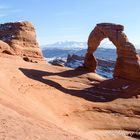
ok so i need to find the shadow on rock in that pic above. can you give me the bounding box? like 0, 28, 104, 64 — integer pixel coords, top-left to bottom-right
19, 68, 140, 102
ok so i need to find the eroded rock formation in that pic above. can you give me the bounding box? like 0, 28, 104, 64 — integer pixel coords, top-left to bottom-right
0, 40, 13, 55
0, 21, 43, 59
84, 23, 140, 81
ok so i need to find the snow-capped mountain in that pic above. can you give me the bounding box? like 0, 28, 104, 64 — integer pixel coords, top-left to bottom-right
41, 41, 117, 61
42, 41, 87, 50
42, 41, 87, 59
41, 41, 140, 61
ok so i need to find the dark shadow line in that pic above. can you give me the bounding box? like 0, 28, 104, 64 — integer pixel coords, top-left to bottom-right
19, 68, 140, 102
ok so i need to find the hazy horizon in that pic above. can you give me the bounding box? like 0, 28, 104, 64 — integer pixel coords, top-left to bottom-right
41, 39, 140, 49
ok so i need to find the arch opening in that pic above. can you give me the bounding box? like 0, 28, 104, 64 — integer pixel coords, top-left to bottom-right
94, 38, 116, 78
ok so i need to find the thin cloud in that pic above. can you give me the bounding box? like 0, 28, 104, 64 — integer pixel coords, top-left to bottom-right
0, 5, 11, 12
0, 5, 9, 10
0, 4, 22, 14
0, 14, 6, 17
0, 5, 8, 18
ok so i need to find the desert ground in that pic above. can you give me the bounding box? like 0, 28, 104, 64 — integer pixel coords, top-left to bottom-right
0, 53, 140, 140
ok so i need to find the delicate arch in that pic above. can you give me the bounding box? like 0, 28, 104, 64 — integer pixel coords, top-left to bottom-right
84, 23, 140, 81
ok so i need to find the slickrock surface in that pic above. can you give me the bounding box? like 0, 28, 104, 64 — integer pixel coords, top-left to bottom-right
0, 53, 139, 140
0, 21, 43, 60
84, 23, 140, 81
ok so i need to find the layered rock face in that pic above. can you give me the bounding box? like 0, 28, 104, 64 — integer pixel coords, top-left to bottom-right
0, 21, 43, 59
84, 23, 140, 81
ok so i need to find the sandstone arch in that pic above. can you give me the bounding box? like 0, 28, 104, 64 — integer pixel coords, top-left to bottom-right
84, 23, 140, 81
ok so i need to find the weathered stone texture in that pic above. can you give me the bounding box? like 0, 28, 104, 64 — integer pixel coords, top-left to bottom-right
0, 21, 43, 59
84, 23, 140, 81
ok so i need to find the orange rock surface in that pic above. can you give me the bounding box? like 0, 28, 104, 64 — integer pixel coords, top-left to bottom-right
0, 21, 43, 59
0, 40, 14, 54
0, 53, 139, 140
84, 23, 140, 81
0, 21, 140, 140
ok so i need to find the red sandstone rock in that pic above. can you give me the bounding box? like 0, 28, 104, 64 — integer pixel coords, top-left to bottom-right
84, 23, 140, 81
0, 21, 43, 59
0, 40, 14, 55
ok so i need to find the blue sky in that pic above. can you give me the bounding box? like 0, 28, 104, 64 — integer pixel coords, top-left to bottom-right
0, 0, 140, 47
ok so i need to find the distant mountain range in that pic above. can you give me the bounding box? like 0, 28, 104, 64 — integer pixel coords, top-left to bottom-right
41, 41, 140, 78
41, 41, 87, 50
41, 41, 140, 61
